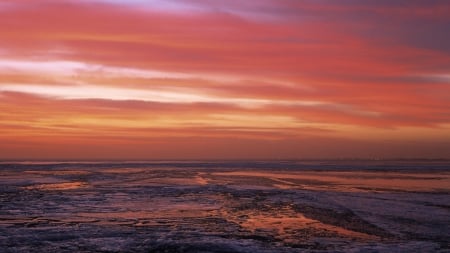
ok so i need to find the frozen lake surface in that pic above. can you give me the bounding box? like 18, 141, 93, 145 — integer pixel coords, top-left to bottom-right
0, 160, 449, 252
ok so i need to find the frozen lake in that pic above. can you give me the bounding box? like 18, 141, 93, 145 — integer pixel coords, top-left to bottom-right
0, 160, 449, 252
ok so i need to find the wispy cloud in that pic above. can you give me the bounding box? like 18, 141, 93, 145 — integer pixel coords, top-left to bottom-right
0, 0, 449, 159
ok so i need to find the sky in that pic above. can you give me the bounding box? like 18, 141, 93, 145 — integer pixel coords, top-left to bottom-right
0, 0, 449, 160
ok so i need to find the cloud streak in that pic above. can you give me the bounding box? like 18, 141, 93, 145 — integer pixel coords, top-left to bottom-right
0, 0, 449, 159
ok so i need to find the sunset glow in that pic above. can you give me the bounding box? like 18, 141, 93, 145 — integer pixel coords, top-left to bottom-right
1, 0, 449, 159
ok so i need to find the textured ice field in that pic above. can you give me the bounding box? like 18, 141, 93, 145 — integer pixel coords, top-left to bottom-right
0, 161, 449, 252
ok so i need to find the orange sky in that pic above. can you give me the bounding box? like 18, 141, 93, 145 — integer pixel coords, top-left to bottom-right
1, 0, 449, 159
